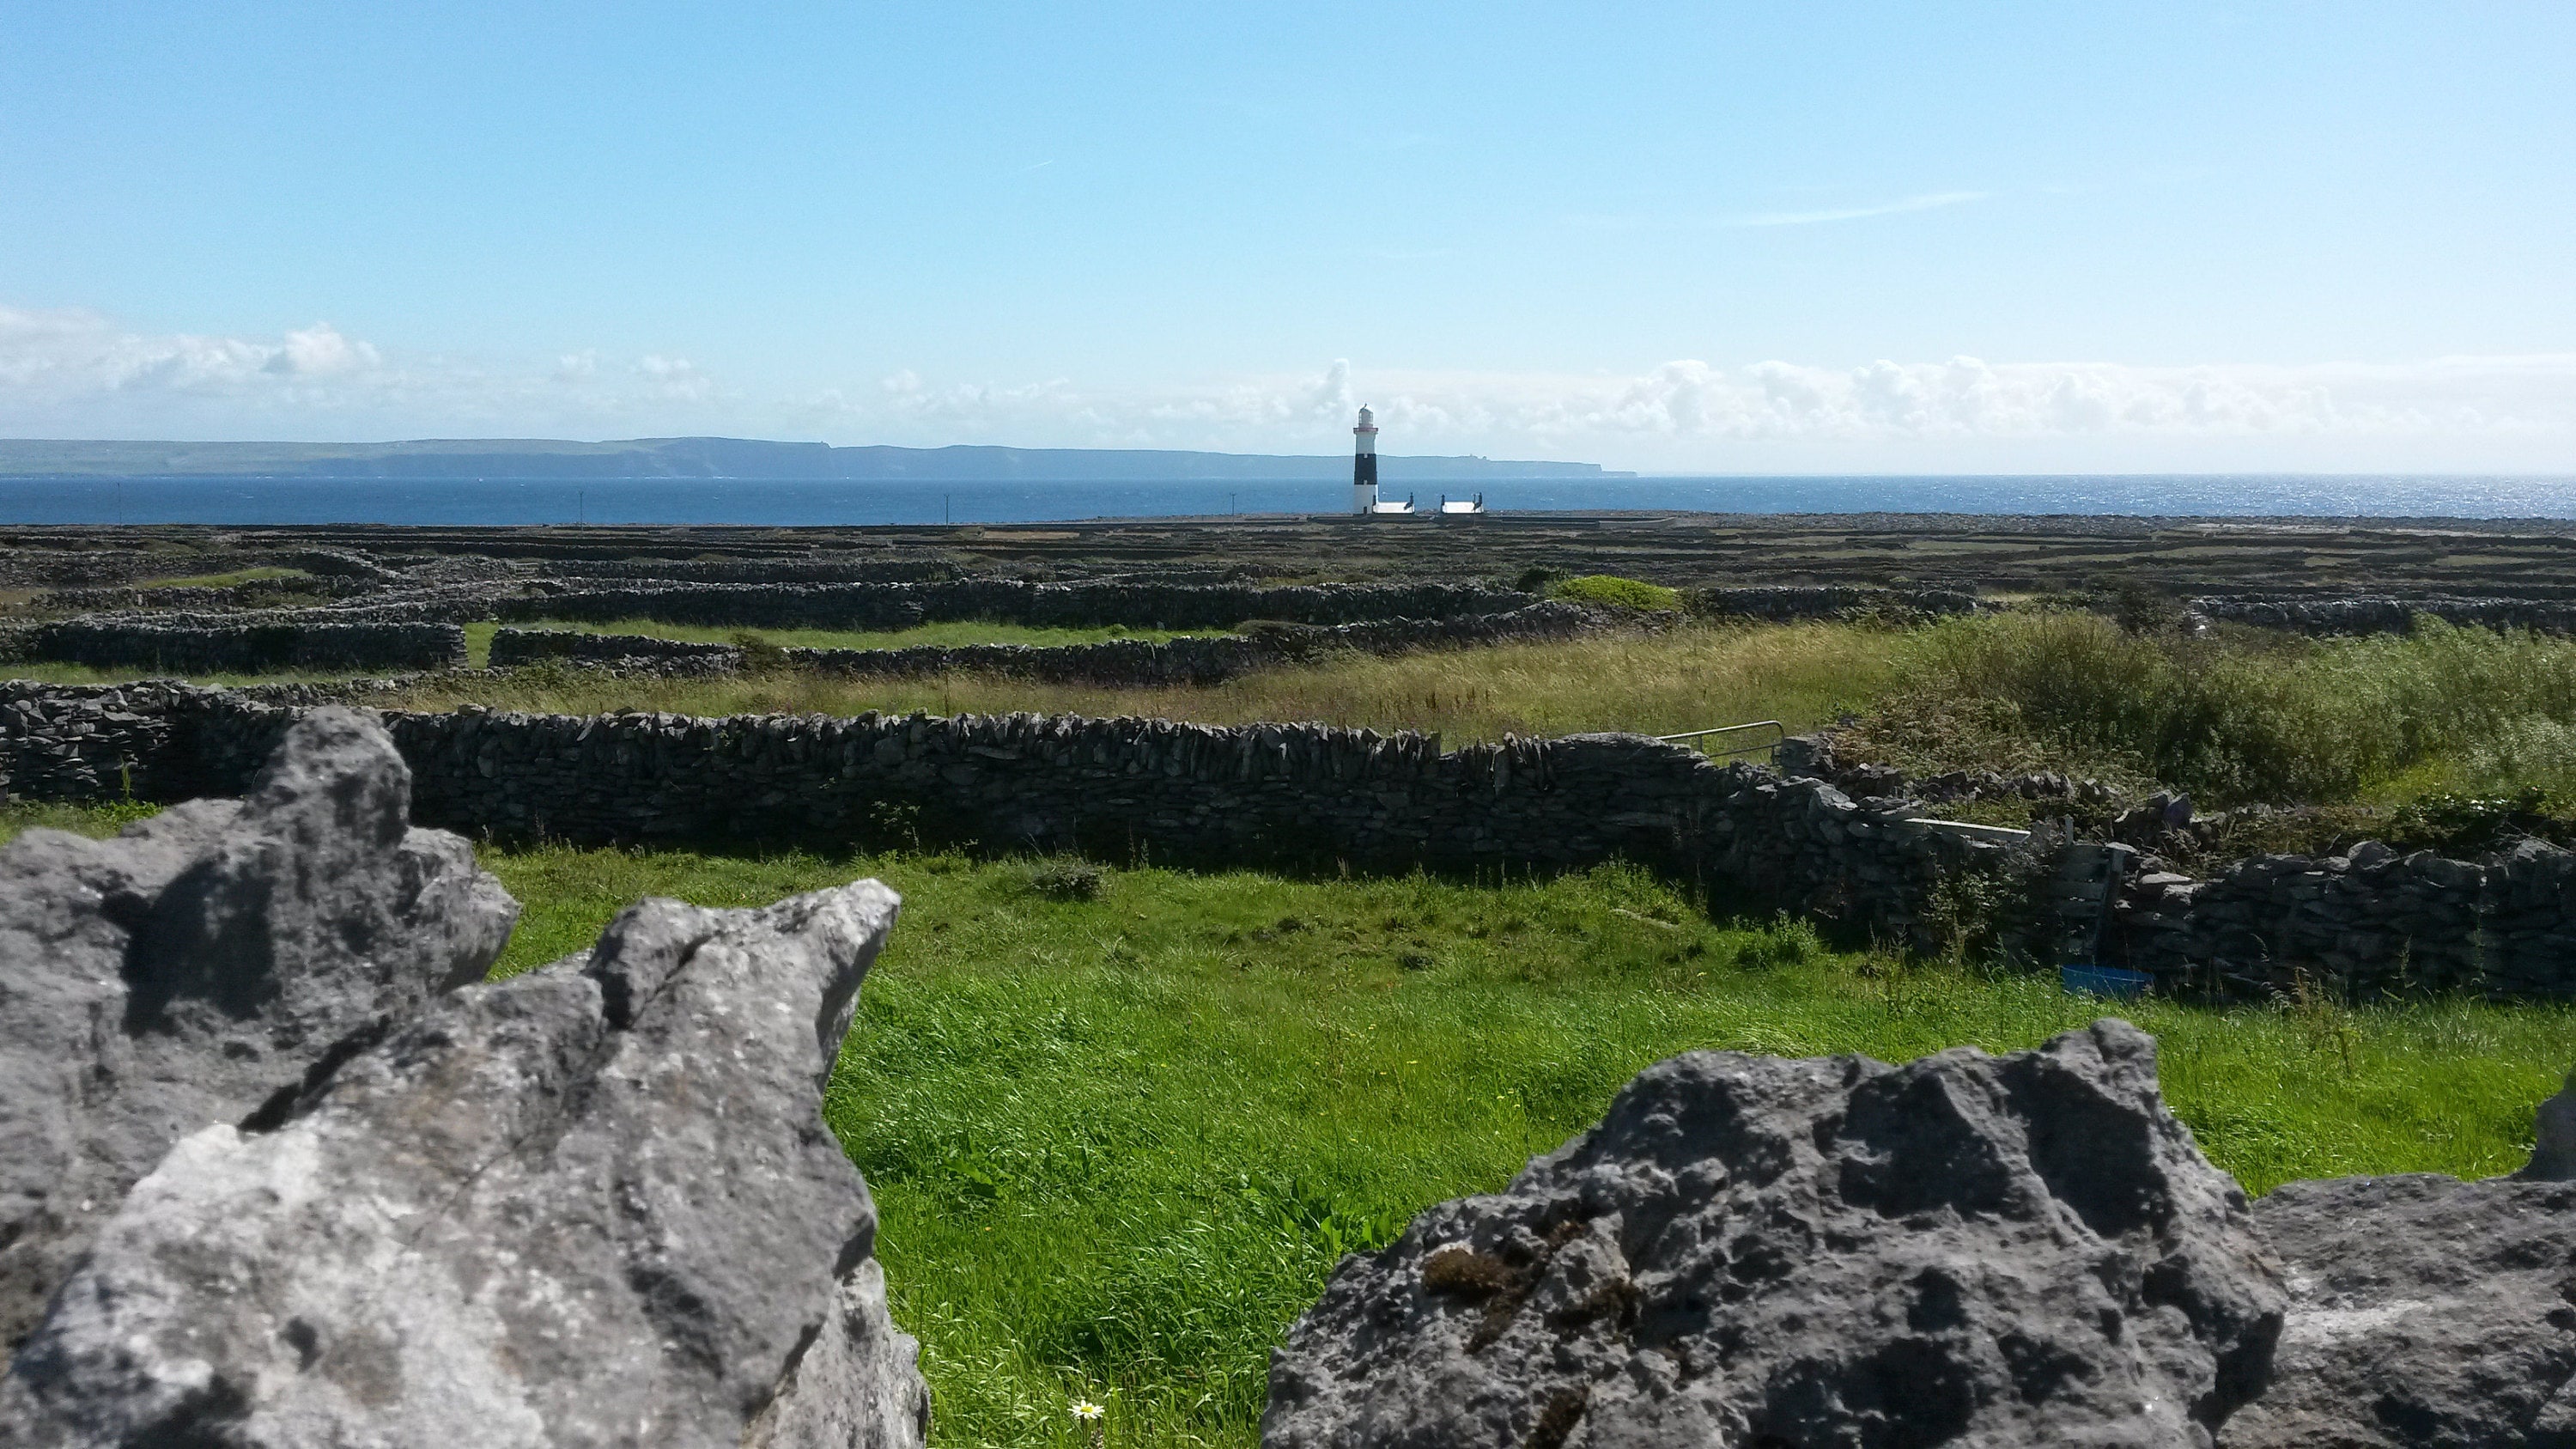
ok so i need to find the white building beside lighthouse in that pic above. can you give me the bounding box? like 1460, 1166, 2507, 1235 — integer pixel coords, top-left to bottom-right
1352, 405, 1413, 514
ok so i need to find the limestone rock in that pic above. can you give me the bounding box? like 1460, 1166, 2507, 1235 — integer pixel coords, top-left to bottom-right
2525, 1068, 2576, 1182
2226, 1173, 2576, 1447
0, 707, 518, 1349
9, 880, 927, 1449
1263, 1020, 2285, 1449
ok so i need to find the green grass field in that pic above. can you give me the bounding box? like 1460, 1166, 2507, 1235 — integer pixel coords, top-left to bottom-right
9, 801, 2564, 1448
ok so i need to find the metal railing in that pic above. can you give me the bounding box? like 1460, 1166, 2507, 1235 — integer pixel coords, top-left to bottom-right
1653, 719, 1787, 760
1908, 819, 2034, 843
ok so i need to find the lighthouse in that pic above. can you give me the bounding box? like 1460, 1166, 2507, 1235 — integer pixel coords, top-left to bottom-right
1352, 405, 1380, 513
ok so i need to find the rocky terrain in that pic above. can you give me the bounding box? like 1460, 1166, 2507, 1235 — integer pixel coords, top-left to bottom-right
0, 697, 2566, 1446
1265, 1031, 2575, 1449
12, 512, 2576, 605
0, 709, 519, 1349
0, 713, 927, 1448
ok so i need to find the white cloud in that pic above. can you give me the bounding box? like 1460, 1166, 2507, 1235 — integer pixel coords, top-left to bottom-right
266, 322, 378, 376
0, 304, 733, 438
2, 302, 2568, 470
635, 354, 714, 403
801, 354, 2576, 471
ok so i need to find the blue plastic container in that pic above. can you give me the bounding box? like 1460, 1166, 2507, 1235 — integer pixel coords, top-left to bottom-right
2060, 964, 2153, 1000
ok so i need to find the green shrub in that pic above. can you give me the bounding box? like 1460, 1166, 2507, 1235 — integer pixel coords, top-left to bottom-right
1735, 914, 1823, 969
1024, 856, 1107, 900
1869, 612, 2576, 806
2388, 788, 2576, 854
1546, 574, 1680, 612
729, 630, 792, 672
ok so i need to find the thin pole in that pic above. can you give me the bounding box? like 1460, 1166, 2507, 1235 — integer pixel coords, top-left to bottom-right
945, 493, 951, 525
578, 489, 585, 526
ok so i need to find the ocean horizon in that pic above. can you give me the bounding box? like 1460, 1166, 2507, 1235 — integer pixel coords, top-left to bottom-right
5, 472, 2573, 527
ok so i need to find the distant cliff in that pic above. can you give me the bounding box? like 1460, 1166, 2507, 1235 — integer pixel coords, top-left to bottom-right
0, 437, 1629, 481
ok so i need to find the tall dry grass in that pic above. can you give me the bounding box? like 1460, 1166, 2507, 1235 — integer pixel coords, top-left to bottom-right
388, 621, 1905, 746
1865, 612, 2576, 803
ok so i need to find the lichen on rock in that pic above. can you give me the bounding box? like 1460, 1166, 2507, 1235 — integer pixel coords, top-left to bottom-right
1263, 1020, 2287, 1449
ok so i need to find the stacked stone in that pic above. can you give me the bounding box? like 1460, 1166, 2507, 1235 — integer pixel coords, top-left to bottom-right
12, 679, 2575, 999
2116, 841, 2533, 997
275, 546, 405, 582
541, 556, 963, 584
3, 618, 465, 673
2479, 838, 2576, 998
499, 578, 1532, 632
2194, 594, 2576, 635
127, 690, 1980, 947
36, 575, 375, 612
1689, 584, 1987, 621
0, 548, 176, 588
488, 601, 1609, 688
0, 680, 181, 801
491, 630, 737, 667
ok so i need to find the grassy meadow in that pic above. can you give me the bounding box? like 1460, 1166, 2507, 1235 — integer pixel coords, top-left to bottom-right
18, 599, 2576, 815
8, 801, 2567, 1447
393, 619, 1905, 747
390, 612, 2576, 817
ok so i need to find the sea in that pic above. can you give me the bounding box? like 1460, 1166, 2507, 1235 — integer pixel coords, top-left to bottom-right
3, 473, 2573, 527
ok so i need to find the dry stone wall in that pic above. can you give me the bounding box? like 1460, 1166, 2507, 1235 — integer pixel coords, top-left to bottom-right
489, 600, 1612, 687
540, 556, 964, 584
1, 618, 465, 673
9, 680, 2574, 999
1686, 584, 1988, 621
0, 548, 185, 588
2113, 837, 2576, 1000
2192, 594, 2576, 635
0, 681, 2002, 948
499, 578, 1531, 632
36, 575, 377, 613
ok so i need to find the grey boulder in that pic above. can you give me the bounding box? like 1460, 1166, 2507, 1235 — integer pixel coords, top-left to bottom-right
2526, 1068, 2576, 1183
1263, 1020, 2285, 1449
9, 880, 927, 1449
0, 707, 519, 1350
2224, 1173, 2576, 1447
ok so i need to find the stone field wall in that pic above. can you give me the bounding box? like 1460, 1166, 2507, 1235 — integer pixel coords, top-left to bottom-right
489, 600, 1613, 686
2193, 594, 2576, 635
0, 618, 466, 673
538, 556, 965, 584
1685, 584, 1989, 620
497, 578, 1531, 632
6, 679, 2572, 1001
0, 679, 1999, 950
2112, 837, 2576, 1000
36, 575, 377, 613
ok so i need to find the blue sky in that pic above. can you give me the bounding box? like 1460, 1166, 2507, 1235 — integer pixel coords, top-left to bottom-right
2, 1, 2570, 471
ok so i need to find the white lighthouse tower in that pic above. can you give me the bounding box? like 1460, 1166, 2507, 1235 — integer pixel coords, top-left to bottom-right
1352, 405, 1380, 514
